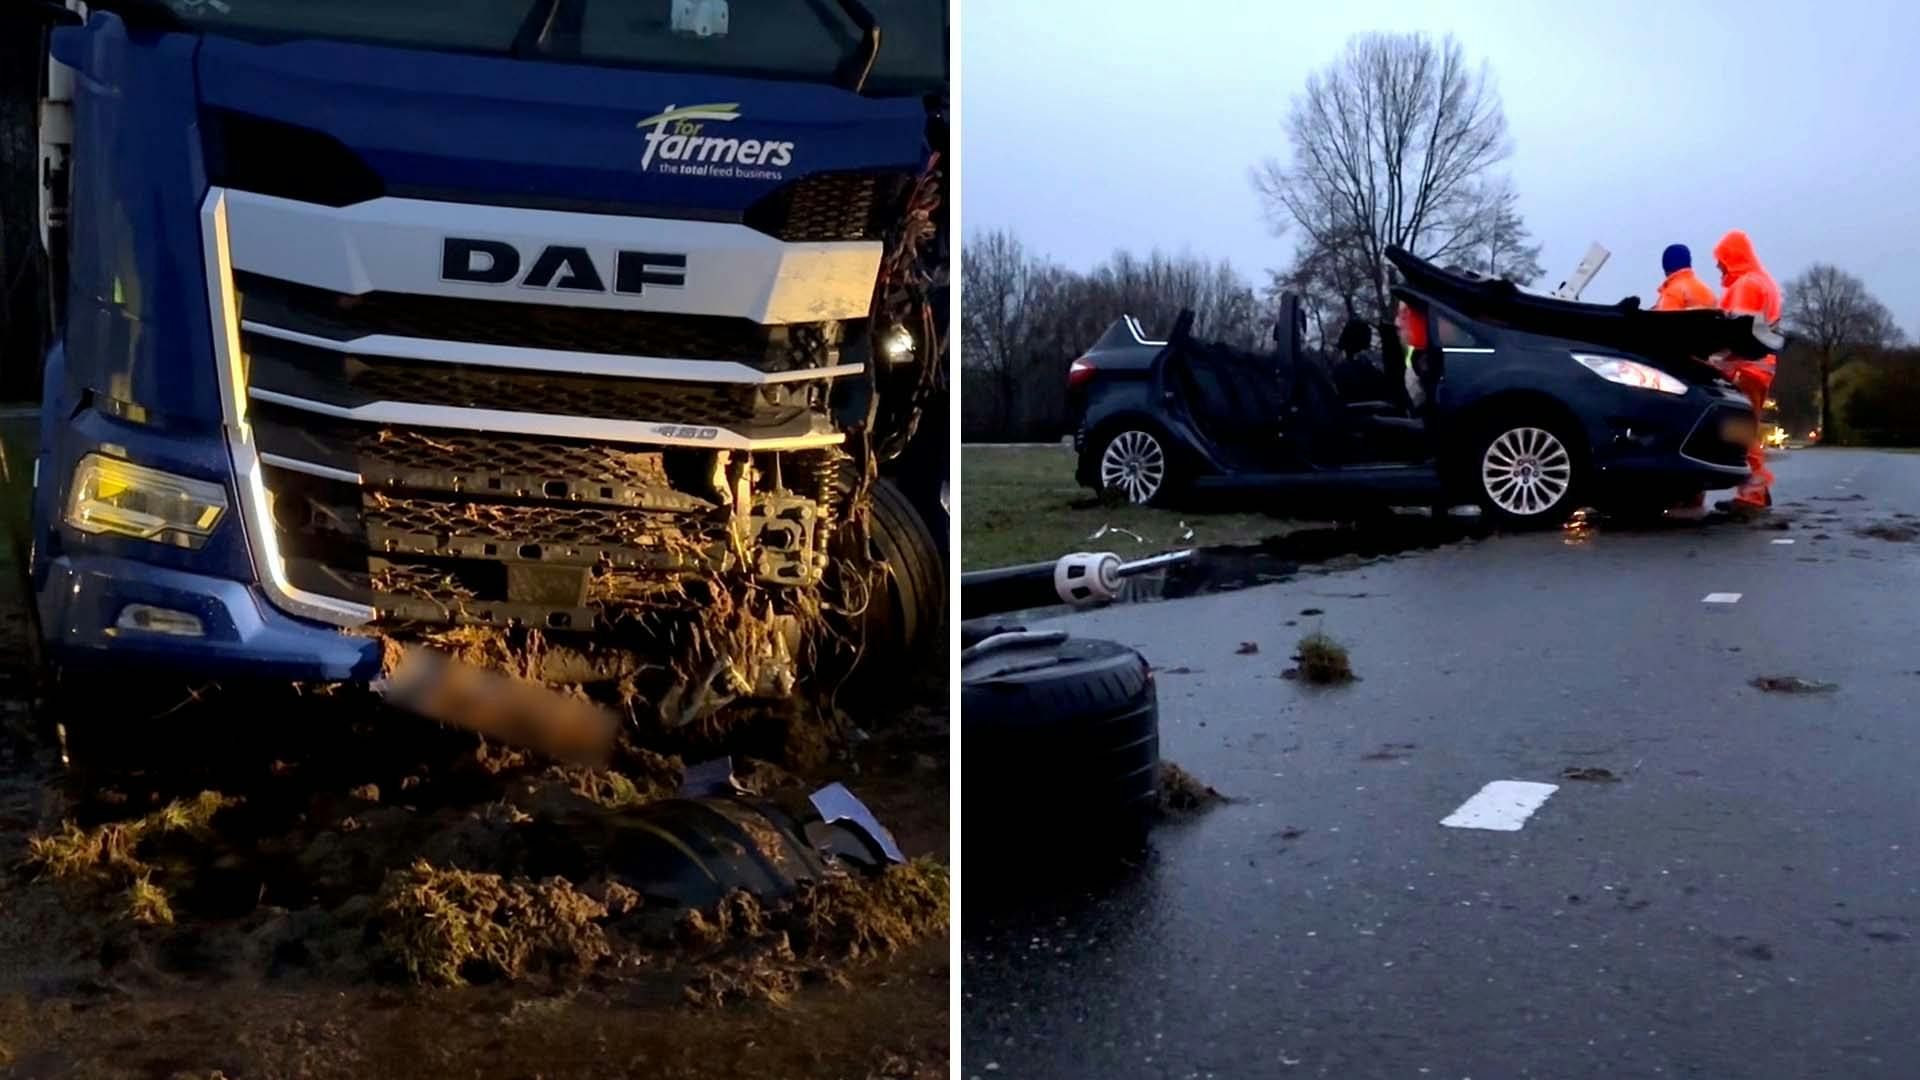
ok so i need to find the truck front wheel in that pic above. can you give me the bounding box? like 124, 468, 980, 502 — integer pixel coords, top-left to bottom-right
854, 478, 947, 693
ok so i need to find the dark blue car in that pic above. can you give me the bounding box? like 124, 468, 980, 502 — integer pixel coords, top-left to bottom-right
1069, 247, 1779, 527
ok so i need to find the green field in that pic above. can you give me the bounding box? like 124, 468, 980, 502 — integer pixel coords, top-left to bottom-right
960, 443, 1313, 570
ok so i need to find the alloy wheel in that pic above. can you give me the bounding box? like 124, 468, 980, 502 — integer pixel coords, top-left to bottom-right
1481, 426, 1572, 518
1099, 430, 1167, 504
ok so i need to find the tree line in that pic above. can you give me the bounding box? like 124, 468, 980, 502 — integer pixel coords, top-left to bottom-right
963, 29, 1919, 447
959, 233, 1270, 442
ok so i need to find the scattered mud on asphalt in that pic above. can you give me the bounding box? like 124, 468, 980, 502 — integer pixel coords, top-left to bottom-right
1752, 676, 1840, 694
0, 604, 950, 1076
1858, 522, 1920, 543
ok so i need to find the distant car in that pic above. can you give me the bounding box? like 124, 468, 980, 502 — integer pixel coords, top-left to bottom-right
1066, 247, 1783, 527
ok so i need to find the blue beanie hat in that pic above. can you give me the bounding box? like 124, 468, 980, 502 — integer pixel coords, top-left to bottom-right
1662, 244, 1692, 275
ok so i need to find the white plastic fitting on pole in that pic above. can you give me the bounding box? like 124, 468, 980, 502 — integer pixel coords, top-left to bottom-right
1054, 551, 1122, 606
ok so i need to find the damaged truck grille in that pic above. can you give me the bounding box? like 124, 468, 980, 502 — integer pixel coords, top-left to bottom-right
248, 338, 805, 427
232, 265, 847, 630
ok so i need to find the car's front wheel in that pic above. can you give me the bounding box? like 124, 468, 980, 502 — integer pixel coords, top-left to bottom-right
1470, 417, 1585, 527
1090, 426, 1175, 505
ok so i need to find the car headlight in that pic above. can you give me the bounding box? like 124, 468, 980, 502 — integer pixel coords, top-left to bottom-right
1573, 354, 1687, 396
65, 454, 228, 548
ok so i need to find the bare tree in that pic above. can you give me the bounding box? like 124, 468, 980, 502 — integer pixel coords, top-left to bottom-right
1783, 264, 1905, 444
1252, 32, 1521, 321
959, 228, 1045, 434
959, 231, 1265, 440
1474, 178, 1543, 285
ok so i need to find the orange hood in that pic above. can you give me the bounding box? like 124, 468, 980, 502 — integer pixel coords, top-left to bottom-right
1714, 230, 1762, 284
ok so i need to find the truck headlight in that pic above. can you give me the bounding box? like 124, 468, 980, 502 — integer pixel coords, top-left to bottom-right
1573, 354, 1687, 396
65, 454, 228, 548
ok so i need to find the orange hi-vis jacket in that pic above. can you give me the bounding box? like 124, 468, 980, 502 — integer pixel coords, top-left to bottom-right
1653, 267, 1717, 311
1714, 230, 1783, 366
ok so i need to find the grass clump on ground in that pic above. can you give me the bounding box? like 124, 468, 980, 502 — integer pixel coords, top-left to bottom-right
1157, 762, 1226, 814
1290, 631, 1356, 685
961, 444, 1301, 569
25, 791, 237, 924
376, 860, 611, 987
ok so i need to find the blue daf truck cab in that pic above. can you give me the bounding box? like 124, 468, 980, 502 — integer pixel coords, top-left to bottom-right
23, 0, 947, 720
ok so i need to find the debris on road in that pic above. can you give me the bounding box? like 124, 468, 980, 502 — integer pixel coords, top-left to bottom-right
1300, 608, 1324, 617
1236, 641, 1261, 655
1285, 632, 1355, 685
1362, 743, 1417, 761
1858, 523, 1919, 543
1560, 766, 1621, 783
1751, 675, 1839, 694
1157, 762, 1226, 814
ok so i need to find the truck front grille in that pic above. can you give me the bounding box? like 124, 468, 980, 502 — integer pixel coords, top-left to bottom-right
745, 170, 909, 243
210, 184, 860, 631
246, 336, 809, 428
236, 273, 814, 363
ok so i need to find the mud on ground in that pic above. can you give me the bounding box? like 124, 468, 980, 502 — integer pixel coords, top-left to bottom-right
0, 610, 949, 1078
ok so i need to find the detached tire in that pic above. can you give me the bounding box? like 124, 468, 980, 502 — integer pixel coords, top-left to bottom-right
1467, 413, 1587, 528
962, 634, 1160, 855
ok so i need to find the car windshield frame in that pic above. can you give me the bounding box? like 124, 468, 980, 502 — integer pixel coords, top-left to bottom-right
139, 0, 947, 96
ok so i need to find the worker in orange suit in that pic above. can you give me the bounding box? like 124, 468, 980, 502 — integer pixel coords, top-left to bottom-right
1712, 229, 1783, 514
1652, 244, 1717, 311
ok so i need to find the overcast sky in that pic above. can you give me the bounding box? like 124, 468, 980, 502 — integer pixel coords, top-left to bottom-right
960, 0, 1920, 336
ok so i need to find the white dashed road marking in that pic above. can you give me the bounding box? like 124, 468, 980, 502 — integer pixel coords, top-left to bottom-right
1441, 780, 1560, 831
1703, 593, 1743, 603
1772, 538, 1795, 545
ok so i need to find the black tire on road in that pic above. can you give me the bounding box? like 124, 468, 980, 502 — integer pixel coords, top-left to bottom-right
961, 634, 1160, 856
1467, 413, 1587, 528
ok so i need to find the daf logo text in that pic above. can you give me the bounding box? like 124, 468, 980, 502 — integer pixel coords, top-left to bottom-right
440, 238, 687, 295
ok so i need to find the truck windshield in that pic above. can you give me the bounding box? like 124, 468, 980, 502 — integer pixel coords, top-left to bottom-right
144, 0, 945, 95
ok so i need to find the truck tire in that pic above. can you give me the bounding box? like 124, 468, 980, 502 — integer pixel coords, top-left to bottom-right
961, 633, 1160, 859
859, 477, 946, 678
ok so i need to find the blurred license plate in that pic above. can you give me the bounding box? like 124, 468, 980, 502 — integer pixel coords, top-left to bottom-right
1721, 416, 1757, 443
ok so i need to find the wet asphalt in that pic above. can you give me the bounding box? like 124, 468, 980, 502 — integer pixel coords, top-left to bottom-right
961, 449, 1920, 1079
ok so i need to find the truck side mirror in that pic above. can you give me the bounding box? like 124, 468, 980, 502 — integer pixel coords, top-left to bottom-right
34, 2, 84, 27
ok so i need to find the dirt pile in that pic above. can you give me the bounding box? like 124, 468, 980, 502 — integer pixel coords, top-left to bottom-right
376, 860, 612, 987
679, 859, 949, 1008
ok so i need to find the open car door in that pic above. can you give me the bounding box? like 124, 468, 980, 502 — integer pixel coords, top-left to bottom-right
1149, 309, 1294, 469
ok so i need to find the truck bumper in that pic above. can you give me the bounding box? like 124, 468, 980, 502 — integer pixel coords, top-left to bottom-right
38, 553, 385, 683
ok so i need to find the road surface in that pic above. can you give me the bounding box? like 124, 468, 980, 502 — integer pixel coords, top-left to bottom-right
962, 449, 1920, 1079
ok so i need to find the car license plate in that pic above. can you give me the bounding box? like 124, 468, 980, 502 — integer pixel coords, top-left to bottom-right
1721, 416, 1756, 443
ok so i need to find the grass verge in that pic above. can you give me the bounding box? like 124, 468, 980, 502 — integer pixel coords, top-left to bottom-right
960, 444, 1301, 570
